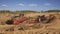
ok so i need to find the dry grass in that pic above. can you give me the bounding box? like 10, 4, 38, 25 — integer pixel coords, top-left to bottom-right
0, 12, 60, 34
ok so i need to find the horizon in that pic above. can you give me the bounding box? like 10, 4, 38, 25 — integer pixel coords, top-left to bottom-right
0, 9, 60, 11
0, 0, 60, 11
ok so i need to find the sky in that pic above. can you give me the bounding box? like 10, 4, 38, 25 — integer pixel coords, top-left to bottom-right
0, 0, 60, 11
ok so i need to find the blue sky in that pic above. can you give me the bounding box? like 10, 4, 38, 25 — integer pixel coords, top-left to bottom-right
0, 0, 60, 11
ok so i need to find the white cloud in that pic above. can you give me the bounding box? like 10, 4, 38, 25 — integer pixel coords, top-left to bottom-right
18, 3, 24, 6
1, 4, 7, 6
44, 3, 51, 6
29, 4, 38, 7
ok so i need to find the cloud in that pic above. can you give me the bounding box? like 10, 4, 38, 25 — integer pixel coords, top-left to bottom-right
29, 4, 38, 7
18, 3, 24, 6
44, 3, 51, 6
1, 4, 7, 6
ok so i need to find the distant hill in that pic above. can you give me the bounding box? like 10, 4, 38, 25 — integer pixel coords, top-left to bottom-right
44, 10, 60, 12
0, 10, 60, 13
0, 10, 39, 14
